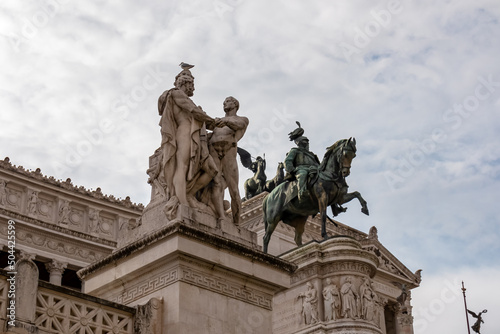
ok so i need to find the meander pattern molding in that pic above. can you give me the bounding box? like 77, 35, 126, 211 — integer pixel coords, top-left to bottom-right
182, 266, 273, 310
111, 264, 273, 310
113, 266, 179, 305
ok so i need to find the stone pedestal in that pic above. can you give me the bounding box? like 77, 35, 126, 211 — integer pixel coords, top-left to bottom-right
79, 205, 296, 334
273, 236, 384, 334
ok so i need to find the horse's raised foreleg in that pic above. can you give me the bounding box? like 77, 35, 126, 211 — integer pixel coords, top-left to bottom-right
340, 191, 369, 216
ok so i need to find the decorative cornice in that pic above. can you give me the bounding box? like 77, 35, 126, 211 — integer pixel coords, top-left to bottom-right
361, 238, 420, 287
0, 157, 143, 211
78, 221, 297, 279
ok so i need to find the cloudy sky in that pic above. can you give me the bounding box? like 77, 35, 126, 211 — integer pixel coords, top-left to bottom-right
1, 0, 499, 332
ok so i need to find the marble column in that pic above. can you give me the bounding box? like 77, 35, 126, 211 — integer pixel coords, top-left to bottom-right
10, 258, 39, 333
45, 260, 68, 286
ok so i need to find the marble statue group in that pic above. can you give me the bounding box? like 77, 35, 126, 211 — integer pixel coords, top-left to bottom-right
157, 65, 248, 226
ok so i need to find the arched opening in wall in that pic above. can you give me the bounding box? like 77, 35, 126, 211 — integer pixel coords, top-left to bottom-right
384, 303, 397, 334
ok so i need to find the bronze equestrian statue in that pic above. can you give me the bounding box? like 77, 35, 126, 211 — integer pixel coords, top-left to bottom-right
262, 133, 369, 253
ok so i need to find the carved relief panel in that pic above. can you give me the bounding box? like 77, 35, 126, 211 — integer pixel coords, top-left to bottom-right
86, 208, 116, 239
279, 274, 387, 332
68, 203, 86, 233
37, 193, 56, 223
100, 215, 115, 237
2, 181, 24, 211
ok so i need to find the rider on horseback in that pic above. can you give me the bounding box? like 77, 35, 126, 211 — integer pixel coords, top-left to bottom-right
285, 123, 320, 201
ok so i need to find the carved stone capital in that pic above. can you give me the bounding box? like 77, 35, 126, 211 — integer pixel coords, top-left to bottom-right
397, 313, 414, 326
134, 298, 163, 334
45, 260, 68, 274
18, 249, 36, 262
45, 260, 68, 286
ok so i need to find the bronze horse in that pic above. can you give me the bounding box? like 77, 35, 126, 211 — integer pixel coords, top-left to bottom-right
243, 156, 267, 200
262, 138, 369, 253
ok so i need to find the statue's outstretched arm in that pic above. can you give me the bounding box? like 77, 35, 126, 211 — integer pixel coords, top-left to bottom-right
171, 90, 213, 123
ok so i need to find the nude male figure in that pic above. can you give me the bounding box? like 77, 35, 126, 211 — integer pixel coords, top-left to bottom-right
208, 96, 249, 225
158, 70, 217, 207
